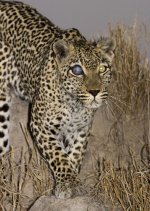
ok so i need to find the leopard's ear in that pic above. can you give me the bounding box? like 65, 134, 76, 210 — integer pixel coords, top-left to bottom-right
96, 37, 115, 61
53, 40, 74, 62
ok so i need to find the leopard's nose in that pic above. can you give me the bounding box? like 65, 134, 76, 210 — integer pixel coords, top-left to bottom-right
88, 90, 100, 97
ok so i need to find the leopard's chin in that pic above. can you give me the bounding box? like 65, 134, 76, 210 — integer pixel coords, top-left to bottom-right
83, 100, 103, 109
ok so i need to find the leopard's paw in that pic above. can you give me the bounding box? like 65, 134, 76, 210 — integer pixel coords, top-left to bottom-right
54, 182, 72, 199
54, 178, 80, 199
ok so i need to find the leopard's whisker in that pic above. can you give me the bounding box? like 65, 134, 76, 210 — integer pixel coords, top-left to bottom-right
105, 100, 118, 120
109, 95, 130, 108
108, 98, 125, 114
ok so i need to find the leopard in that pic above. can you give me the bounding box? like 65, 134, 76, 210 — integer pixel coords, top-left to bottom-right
0, 1, 115, 198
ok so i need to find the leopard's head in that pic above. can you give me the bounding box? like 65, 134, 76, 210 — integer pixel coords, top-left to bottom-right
53, 33, 115, 109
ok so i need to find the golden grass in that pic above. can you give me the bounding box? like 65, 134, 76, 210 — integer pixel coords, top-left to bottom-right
90, 155, 150, 211
0, 124, 52, 211
108, 23, 150, 118
92, 23, 150, 210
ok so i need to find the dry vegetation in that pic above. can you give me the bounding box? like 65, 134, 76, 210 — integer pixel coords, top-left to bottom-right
0, 23, 150, 210
0, 125, 53, 211
108, 23, 150, 118
90, 155, 150, 211
90, 23, 150, 211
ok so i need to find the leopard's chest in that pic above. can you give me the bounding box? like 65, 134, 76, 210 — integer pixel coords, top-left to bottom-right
59, 106, 94, 150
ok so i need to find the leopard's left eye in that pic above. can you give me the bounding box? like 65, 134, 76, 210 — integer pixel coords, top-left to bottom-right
70, 65, 84, 76
99, 65, 107, 73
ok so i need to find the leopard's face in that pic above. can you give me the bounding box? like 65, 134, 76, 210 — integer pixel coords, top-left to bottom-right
54, 37, 115, 109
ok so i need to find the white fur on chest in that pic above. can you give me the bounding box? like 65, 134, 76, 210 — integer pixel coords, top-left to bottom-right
61, 106, 94, 152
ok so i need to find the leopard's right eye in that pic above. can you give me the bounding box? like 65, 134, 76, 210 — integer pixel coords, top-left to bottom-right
70, 65, 84, 76
99, 65, 107, 73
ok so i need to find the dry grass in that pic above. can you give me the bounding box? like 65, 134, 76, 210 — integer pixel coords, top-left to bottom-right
108, 23, 150, 119
92, 23, 150, 210
0, 23, 150, 210
90, 155, 150, 211
0, 124, 52, 211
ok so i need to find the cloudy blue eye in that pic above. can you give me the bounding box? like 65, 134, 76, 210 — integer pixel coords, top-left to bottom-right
71, 65, 84, 76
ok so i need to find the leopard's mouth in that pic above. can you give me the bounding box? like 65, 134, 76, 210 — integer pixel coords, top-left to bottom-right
76, 91, 107, 109
83, 99, 104, 109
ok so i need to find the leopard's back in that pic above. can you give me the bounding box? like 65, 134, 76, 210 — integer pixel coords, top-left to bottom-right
0, 1, 60, 98
0, 1, 56, 47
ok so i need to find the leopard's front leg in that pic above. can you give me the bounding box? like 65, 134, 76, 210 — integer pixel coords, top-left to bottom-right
66, 126, 90, 173
29, 105, 81, 198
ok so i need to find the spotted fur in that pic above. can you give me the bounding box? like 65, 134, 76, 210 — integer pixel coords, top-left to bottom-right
0, 1, 115, 198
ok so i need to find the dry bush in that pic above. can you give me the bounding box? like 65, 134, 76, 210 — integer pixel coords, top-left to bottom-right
108, 23, 150, 118
90, 155, 150, 211
91, 23, 150, 210
0, 124, 52, 211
